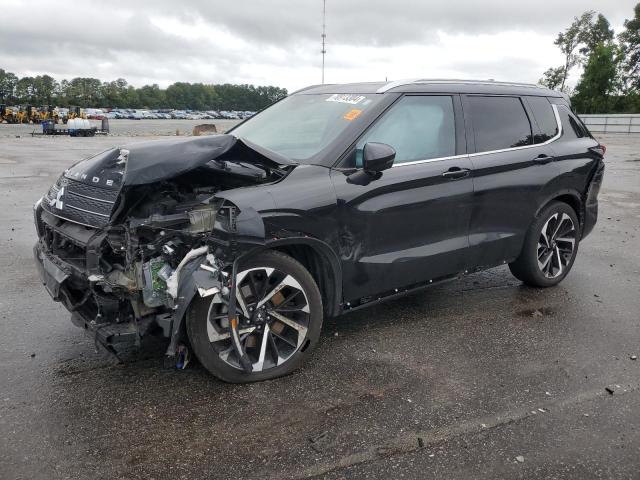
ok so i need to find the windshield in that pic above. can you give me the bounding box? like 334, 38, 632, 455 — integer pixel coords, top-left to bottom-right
230, 93, 382, 163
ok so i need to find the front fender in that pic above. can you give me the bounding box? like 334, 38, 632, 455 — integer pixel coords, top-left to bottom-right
266, 235, 343, 317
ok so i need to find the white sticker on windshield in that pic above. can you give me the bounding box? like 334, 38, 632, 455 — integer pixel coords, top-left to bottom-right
325, 94, 366, 105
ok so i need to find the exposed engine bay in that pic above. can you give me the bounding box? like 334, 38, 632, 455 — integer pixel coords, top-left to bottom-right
33, 135, 293, 366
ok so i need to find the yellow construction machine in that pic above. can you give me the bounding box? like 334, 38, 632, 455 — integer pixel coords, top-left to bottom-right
0, 104, 10, 123
14, 105, 32, 123
36, 106, 59, 124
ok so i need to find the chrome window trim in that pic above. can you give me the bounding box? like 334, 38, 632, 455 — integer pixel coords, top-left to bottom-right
389, 104, 562, 168
392, 154, 469, 168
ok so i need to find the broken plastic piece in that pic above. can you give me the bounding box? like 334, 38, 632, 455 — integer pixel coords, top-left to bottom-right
200, 264, 217, 274
166, 246, 208, 298
198, 286, 220, 298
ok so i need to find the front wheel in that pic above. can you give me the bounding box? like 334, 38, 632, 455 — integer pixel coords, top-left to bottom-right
509, 201, 580, 287
187, 250, 323, 383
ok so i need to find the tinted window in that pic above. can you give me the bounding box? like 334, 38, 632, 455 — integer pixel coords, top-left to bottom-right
467, 96, 533, 152
355, 95, 455, 165
526, 96, 558, 143
558, 106, 587, 139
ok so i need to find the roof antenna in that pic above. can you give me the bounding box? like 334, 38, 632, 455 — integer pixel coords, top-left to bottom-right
321, 0, 327, 84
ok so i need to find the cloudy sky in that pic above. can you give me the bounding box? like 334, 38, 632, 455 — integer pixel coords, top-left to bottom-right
1, 0, 637, 91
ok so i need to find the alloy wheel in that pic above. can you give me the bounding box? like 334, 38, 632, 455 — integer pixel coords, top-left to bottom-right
537, 212, 576, 278
206, 267, 311, 371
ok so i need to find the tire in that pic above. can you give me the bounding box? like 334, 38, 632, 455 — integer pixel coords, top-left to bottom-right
509, 201, 580, 287
186, 250, 323, 383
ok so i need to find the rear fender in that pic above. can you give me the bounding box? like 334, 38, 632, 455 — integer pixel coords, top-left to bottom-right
534, 189, 583, 220
582, 160, 605, 239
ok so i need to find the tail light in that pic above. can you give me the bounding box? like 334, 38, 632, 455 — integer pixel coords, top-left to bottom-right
590, 144, 606, 158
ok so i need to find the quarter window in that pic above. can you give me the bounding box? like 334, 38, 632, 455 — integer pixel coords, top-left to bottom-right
355, 95, 456, 166
467, 96, 533, 152
569, 116, 587, 137
558, 106, 588, 139
526, 96, 559, 143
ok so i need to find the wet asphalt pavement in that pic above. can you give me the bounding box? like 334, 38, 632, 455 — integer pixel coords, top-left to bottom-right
0, 132, 639, 479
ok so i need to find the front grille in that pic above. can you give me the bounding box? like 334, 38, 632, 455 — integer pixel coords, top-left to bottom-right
42, 178, 119, 227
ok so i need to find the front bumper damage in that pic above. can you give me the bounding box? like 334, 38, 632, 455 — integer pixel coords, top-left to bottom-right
34, 240, 224, 358
33, 197, 267, 367
32, 134, 287, 367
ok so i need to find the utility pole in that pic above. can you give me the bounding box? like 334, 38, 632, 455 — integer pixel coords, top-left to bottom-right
321, 0, 327, 84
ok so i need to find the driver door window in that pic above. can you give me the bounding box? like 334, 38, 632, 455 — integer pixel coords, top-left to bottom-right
355, 95, 456, 166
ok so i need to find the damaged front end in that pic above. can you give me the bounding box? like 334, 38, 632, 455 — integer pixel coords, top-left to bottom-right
33, 135, 290, 364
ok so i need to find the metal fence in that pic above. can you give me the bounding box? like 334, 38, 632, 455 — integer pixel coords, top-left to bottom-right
579, 114, 640, 134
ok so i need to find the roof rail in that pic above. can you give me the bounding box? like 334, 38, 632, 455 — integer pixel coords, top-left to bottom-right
376, 78, 542, 93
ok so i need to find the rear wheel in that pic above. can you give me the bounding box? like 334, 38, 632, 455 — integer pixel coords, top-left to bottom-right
509, 201, 580, 287
187, 250, 323, 383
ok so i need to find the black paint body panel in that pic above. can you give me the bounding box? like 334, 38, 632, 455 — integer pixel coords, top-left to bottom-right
222, 84, 603, 312
330, 158, 474, 300
36, 81, 605, 318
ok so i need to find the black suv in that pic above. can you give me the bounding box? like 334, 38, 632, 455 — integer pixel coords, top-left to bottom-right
34, 79, 605, 382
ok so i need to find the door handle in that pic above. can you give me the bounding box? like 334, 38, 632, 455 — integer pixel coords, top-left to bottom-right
533, 154, 554, 165
442, 167, 471, 179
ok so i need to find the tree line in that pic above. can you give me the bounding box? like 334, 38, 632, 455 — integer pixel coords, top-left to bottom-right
539, 3, 640, 113
3, 3, 639, 114
0, 73, 288, 111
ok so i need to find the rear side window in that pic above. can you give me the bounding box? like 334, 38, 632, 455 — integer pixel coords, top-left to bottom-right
526, 96, 559, 143
355, 95, 456, 165
467, 96, 533, 152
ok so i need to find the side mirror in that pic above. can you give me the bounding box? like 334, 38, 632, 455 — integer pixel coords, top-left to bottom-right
347, 142, 395, 185
363, 142, 395, 172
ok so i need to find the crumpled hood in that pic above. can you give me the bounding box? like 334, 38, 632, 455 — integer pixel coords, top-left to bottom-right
63, 134, 294, 190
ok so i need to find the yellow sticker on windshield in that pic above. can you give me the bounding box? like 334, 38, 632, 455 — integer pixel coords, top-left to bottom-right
343, 109, 362, 121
